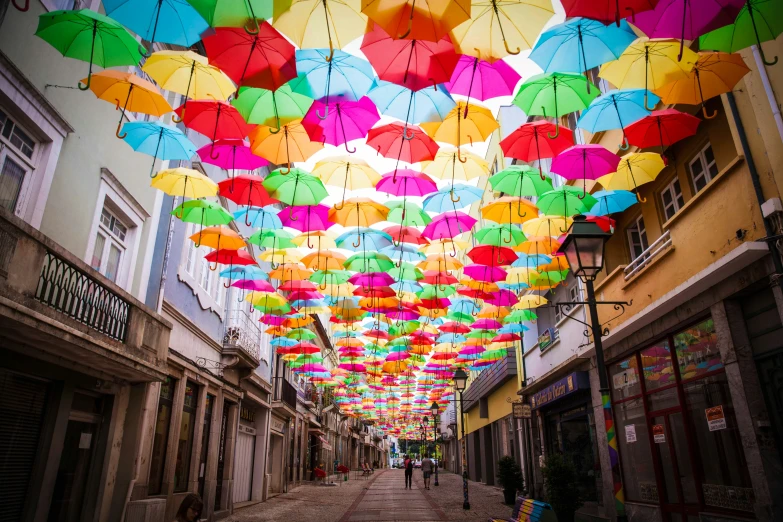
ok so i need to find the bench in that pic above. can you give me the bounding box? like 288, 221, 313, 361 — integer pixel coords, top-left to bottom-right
488, 497, 558, 522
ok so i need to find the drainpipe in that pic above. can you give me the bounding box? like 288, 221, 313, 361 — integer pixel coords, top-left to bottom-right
726, 91, 783, 291
751, 46, 783, 145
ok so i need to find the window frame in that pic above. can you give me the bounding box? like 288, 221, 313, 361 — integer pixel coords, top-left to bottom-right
0, 108, 39, 216
660, 176, 684, 222
148, 376, 176, 496
174, 381, 198, 493
90, 206, 130, 283
688, 143, 718, 194
626, 214, 649, 262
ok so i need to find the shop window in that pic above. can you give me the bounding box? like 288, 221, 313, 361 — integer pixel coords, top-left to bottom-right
149, 377, 175, 495
626, 214, 649, 262
660, 177, 684, 221
674, 318, 723, 381
479, 398, 488, 418
609, 356, 641, 400
689, 143, 718, 193
174, 381, 198, 492
614, 399, 658, 503
641, 341, 675, 392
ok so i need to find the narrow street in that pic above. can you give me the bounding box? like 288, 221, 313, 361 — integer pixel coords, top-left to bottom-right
225, 469, 510, 522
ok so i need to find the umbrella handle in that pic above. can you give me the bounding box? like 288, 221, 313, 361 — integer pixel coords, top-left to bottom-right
429, 79, 438, 91
503, 230, 512, 243
636, 191, 647, 203
503, 40, 520, 56
244, 17, 261, 35
11, 0, 29, 11
402, 126, 415, 141
457, 148, 468, 164
398, 16, 413, 39
270, 116, 282, 134
281, 163, 292, 175
619, 136, 630, 150
344, 143, 357, 153
625, 6, 636, 22
761, 49, 778, 66
325, 40, 335, 62
352, 236, 361, 248
78, 73, 92, 91
644, 92, 657, 111
701, 105, 718, 120
316, 105, 330, 120
450, 189, 461, 203
116, 120, 127, 139
210, 143, 220, 159
289, 205, 298, 222
172, 105, 185, 123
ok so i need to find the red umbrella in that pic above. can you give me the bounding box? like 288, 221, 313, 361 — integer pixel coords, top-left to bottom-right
423, 270, 458, 285
500, 121, 574, 178
561, 0, 660, 25
175, 101, 254, 154
366, 122, 440, 164
439, 321, 471, 333
204, 248, 255, 271
279, 280, 317, 291
383, 225, 429, 245
218, 174, 278, 216
354, 286, 397, 298
624, 109, 700, 156
361, 23, 460, 92
467, 245, 518, 266
203, 24, 296, 92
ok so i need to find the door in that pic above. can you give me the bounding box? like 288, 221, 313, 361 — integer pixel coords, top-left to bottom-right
233, 430, 255, 503
561, 416, 599, 502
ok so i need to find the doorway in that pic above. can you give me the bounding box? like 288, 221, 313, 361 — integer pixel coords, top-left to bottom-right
268, 432, 284, 495
233, 429, 255, 503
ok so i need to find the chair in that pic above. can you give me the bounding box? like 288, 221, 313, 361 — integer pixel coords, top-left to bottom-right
488, 497, 558, 522
336, 465, 350, 485
314, 468, 327, 484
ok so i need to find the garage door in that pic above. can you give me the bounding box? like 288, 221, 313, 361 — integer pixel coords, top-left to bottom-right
233, 430, 255, 503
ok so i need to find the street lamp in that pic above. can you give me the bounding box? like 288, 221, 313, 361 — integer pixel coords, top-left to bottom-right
558, 215, 628, 522
430, 401, 440, 486
453, 368, 470, 510
421, 416, 428, 460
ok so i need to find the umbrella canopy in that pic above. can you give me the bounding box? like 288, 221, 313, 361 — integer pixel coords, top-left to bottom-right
698, 0, 782, 66
500, 121, 573, 176
302, 97, 380, 151
423, 184, 485, 211
537, 186, 597, 217
329, 198, 390, 229
551, 144, 620, 195
231, 85, 314, 129
377, 171, 438, 197
173, 200, 233, 228
625, 109, 701, 154
366, 123, 440, 164
444, 55, 521, 106
121, 122, 196, 177
513, 72, 598, 135
263, 168, 329, 208
489, 165, 553, 198
104, 0, 208, 49
197, 139, 269, 171
312, 157, 381, 205
481, 197, 539, 224
174, 100, 253, 144
361, 0, 471, 42
587, 190, 639, 216
367, 81, 457, 123
597, 153, 666, 201
249, 120, 324, 170
420, 101, 500, 148
219, 175, 278, 210
151, 167, 218, 202
561, 0, 658, 25
280, 205, 334, 234
187, 0, 272, 29
421, 148, 489, 182
293, 49, 376, 103
577, 89, 661, 144
475, 224, 526, 246
422, 212, 478, 241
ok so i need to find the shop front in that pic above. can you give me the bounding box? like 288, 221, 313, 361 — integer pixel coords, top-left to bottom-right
267, 414, 287, 497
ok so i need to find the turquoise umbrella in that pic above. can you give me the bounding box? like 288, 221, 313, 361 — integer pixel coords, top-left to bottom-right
577, 89, 661, 149
121, 121, 196, 177
586, 190, 638, 216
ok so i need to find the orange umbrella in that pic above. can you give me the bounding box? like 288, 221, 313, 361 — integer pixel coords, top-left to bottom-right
328, 197, 389, 226
189, 225, 245, 249
514, 236, 561, 255
301, 251, 347, 271
481, 196, 539, 224
249, 119, 323, 173
361, 0, 471, 42
269, 263, 313, 281
416, 255, 463, 272
283, 316, 314, 328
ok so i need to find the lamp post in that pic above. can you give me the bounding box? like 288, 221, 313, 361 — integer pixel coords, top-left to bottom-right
558, 215, 630, 522
421, 416, 428, 460
454, 368, 470, 510
430, 401, 440, 486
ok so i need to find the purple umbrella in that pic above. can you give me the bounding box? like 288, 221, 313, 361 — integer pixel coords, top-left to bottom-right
422, 212, 477, 250
633, 0, 745, 61
302, 97, 380, 152
463, 264, 507, 282
445, 56, 521, 113
486, 289, 519, 307
278, 205, 333, 248
348, 272, 395, 286
197, 139, 269, 171
471, 318, 503, 329
376, 170, 438, 197
550, 145, 621, 197
260, 314, 286, 326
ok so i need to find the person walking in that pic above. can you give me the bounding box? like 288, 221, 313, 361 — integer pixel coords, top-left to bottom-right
421, 453, 434, 490
403, 454, 413, 489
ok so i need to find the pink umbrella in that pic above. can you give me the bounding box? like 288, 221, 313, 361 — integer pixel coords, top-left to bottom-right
376, 170, 438, 197
551, 144, 621, 196
349, 272, 395, 286
422, 211, 477, 244
277, 204, 333, 235
445, 56, 521, 110
463, 265, 507, 282
299, 363, 329, 373
459, 345, 485, 355
231, 279, 275, 292
302, 97, 380, 152
260, 314, 286, 325
486, 289, 519, 307
197, 139, 269, 171
471, 318, 502, 329
493, 333, 521, 342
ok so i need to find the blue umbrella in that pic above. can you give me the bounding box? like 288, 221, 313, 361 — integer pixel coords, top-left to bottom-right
437, 333, 466, 343
233, 206, 283, 229
449, 298, 480, 316
391, 281, 423, 293
336, 228, 394, 251
104, 0, 208, 54
499, 323, 529, 334
423, 184, 485, 212
292, 49, 375, 118
577, 89, 661, 148
512, 253, 551, 268
499, 281, 530, 293
271, 337, 297, 347
121, 121, 196, 177
219, 265, 268, 280
586, 190, 638, 216
530, 18, 637, 80
367, 80, 455, 124
380, 244, 426, 263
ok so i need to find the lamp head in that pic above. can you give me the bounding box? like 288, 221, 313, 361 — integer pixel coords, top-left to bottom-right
560, 215, 610, 281
453, 368, 468, 391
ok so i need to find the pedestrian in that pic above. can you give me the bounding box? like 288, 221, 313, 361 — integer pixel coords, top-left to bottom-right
403, 454, 413, 489
173, 493, 203, 522
421, 453, 434, 490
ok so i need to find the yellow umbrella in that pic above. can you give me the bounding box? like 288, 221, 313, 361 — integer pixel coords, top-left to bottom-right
361, 0, 470, 42
599, 38, 698, 111
320, 283, 356, 297
416, 254, 463, 272
328, 197, 390, 227
189, 225, 245, 249
301, 251, 347, 270
420, 239, 470, 256
420, 101, 499, 151
521, 216, 572, 238
515, 294, 548, 309
85, 71, 172, 138
152, 168, 218, 213
269, 263, 313, 281
259, 249, 303, 264
273, 0, 367, 61
249, 120, 324, 173
284, 316, 314, 328
596, 152, 666, 202
312, 156, 381, 207
450, 0, 555, 62
421, 147, 489, 182
292, 231, 337, 250
477, 305, 509, 319
141, 50, 236, 122
481, 196, 539, 224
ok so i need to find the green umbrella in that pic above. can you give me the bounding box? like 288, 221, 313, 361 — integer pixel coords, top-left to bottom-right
537, 186, 597, 217
344, 252, 395, 273
389, 262, 424, 282
504, 309, 537, 323
489, 165, 553, 198
263, 168, 328, 219
310, 269, 351, 285
172, 200, 233, 226
386, 201, 432, 226
446, 311, 475, 324
286, 328, 318, 340
418, 285, 456, 298
232, 85, 314, 130
513, 72, 598, 137
247, 229, 296, 249
186, 0, 273, 33
474, 223, 527, 246
35, 9, 144, 90
699, 0, 782, 66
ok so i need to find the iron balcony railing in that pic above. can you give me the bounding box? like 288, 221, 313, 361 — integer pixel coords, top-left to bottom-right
222, 308, 261, 360
624, 230, 672, 281
273, 377, 297, 410
35, 251, 130, 342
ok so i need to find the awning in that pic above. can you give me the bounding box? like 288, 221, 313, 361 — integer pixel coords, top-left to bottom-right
318, 435, 333, 450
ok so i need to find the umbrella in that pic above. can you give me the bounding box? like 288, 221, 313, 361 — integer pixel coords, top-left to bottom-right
203, 25, 297, 92
423, 184, 485, 211
599, 38, 698, 111
529, 18, 637, 86
293, 49, 376, 107
205, 248, 256, 272
273, 0, 368, 61
561, 0, 658, 25
489, 165, 554, 198
219, 175, 279, 216
387, 201, 432, 226
238, 207, 285, 231
699, 0, 782, 66
173, 201, 233, 241
512, 72, 598, 136
35, 9, 143, 90
231, 85, 314, 130
625, 109, 701, 155
336, 228, 394, 251
249, 119, 324, 172
474, 224, 526, 246
420, 102, 499, 158
576, 89, 661, 147
366, 81, 456, 123
151, 168, 218, 216
104, 0, 208, 52
142, 50, 236, 122
597, 152, 666, 201
633, 0, 745, 61
377, 171, 438, 198
421, 148, 489, 186
279, 206, 334, 239
186, 0, 272, 31
197, 139, 269, 175
450, 0, 555, 62
521, 216, 573, 238
361, 23, 460, 92
445, 56, 521, 107
362, 0, 471, 42
366, 123, 440, 167
329, 198, 390, 236
121, 121, 196, 177
422, 212, 477, 248
500, 121, 573, 177
586, 190, 638, 216
312, 157, 381, 207
537, 186, 597, 216
550, 145, 621, 196
188, 226, 246, 250
302, 97, 380, 152
653, 51, 750, 119
481, 196, 539, 224
174, 101, 254, 155
264, 169, 329, 217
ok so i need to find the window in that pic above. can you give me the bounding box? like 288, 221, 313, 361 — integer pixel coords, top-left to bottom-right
689, 143, 718, 193
660, 177, 684, 221
89, 207, 129, 282
626, 215, 649, 261
185, 237, 197, 275
174, 382, 198, 492
199, 254, 213, 291
149, 377, 175, 495
0, 108, 37, 214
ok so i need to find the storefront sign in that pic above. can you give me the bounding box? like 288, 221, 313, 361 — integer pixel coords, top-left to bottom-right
624, 424, 637, 443
240, 406, 256, 423
652, 424, 666, 443
538, 328, 556, 351
612, 368, 638, 390
271, 417, 286, 433
513, 402, 532, 419
706, 405, 727, 431
239, 424, 256, 436
530, 372, 589, 409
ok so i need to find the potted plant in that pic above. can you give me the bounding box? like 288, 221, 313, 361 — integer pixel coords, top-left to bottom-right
541, 453, 584, 522
496, 456, 524, 505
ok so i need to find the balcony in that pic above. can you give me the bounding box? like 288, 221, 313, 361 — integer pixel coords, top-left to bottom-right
623, 230, 673, 282
0, 209, 170, 382
272, 377, 297, 417
222, 308, 261, 368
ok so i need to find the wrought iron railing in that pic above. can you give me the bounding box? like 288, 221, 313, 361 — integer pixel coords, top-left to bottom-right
624, 230, 672, 281
222, 308, 261, 360
273, 377, 297, 410
35, 251, 129, 342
